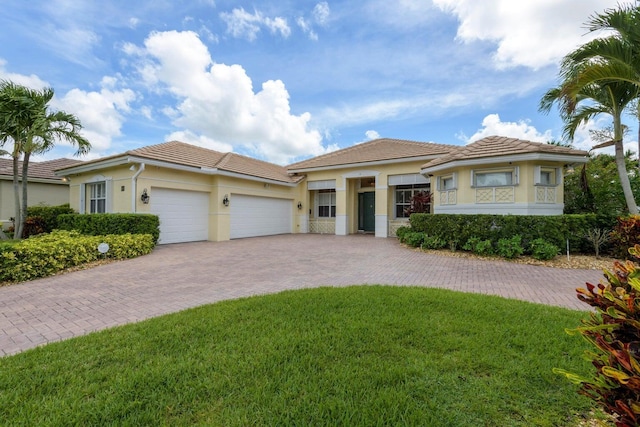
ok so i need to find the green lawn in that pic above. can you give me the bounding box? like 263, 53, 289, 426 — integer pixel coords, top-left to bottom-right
0, 286, 602, 426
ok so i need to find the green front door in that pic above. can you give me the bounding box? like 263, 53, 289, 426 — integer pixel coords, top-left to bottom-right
358, 192, 375, 232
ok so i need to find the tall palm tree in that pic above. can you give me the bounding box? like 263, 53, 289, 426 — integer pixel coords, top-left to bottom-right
540, 4, 640, 214
541, 79, 639, 214
0, 80, 91, 239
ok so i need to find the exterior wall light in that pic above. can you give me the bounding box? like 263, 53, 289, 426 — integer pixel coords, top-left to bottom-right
297, 201, 303, 210
223, 194, 230, 207
140, 188, 150, 204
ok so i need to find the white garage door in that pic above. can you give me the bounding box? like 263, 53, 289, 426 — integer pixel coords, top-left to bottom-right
230, 194, 292, 239
150, 188, 209, 244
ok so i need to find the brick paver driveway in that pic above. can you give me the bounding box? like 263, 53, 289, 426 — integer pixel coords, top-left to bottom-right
0, 234, 604, 356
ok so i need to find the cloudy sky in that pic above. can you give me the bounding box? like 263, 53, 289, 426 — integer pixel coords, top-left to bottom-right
0, 0, 632, 164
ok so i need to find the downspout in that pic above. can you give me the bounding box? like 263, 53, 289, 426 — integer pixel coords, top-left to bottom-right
131, 163, 145, 213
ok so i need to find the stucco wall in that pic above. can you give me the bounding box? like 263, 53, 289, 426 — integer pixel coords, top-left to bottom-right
0, 179, 71, 229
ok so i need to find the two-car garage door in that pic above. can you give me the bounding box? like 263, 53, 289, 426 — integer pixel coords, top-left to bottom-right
230, 194, 292, 239
151, 188, 292, 243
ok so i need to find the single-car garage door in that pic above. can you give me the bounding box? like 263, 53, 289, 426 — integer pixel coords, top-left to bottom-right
150, 188, 209, 244
230, 194, 292, 239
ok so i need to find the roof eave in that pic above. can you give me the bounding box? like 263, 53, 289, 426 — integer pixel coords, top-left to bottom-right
0, 175, 67, 184
421, 152, 589, 175
288, 154, 446, 174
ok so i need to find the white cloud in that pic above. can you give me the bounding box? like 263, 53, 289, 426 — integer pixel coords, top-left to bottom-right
313, 2, 331, 26
462, 114, 553, 144
128, 30, 326, 164
128, 17, 139, 29
365, 130, 381, 140
432, 0, 615, 69
0, 59, 50, 89
297, 2, 331, 40
53, 78, 136, 152
220, 8, 290, 41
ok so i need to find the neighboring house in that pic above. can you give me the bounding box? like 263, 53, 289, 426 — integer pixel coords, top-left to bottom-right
0, 158, 82, 229
55, 136, 588, 244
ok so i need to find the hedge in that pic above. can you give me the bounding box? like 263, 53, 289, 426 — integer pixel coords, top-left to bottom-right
57, 213, 160, 244
26, 204, 75, 233
408, 213, 617, 255
0, 230, 155, 283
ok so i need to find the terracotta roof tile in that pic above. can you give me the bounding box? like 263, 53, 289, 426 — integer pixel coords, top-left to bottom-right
287, 138, 454, 170
0, 158, 83, 181
422, 135, 588, 169
56, 141, 302, 184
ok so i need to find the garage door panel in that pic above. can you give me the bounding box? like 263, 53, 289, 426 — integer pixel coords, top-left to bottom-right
230, 195, 292, 239
150, 188, 209, 244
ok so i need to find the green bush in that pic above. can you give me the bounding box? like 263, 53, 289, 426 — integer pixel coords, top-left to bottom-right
556, 245, 640, 425
462, 237, 494, 256
529, 238, 559, 261
421, 235, 447, 250
0, 230, 155, 283
395, 226, 410, 241
58, 213, 160, 244
26, 204, 75, 233
409, 213, 616, 255
496, 235, 524, 259
403, 232, 425, 248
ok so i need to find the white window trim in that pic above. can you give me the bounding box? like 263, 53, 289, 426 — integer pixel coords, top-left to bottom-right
534, 166, 561, 187
471, 167, 519, 188
315, 189, 336, 218
393, 183, 430, 219
436, 173, 457, 191
79, 175, 113, 214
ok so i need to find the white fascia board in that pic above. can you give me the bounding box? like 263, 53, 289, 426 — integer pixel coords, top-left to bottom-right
421, 153, 588, 175
0, 175, 65, 184
54, 156, 130, 176
215, 169, 299, 187
288, 155, 443, 174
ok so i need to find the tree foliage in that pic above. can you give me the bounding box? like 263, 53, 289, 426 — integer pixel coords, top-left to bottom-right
0, 80, 90, 239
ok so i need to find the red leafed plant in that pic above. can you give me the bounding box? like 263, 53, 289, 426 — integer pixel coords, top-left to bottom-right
556, 245, 640, 426
404, 191, 432, 216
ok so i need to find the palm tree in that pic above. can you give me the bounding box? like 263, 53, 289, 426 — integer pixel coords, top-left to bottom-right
0, 80, 91, 239
540, 4, 640, 214
540, 79, 639, 214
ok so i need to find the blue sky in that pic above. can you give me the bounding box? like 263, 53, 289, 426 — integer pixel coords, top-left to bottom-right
0, 0, 630, 165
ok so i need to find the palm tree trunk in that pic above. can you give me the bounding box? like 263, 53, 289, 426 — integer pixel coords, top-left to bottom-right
614, 140, 638, 214
19, 151, 30, 239
12, 155, 22, 239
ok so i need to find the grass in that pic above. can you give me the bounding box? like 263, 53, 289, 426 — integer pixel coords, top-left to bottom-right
0, 286, 602, 426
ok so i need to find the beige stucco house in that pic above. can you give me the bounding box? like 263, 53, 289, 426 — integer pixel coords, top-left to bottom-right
55, 136, 587, 244
0, 158, 81, 229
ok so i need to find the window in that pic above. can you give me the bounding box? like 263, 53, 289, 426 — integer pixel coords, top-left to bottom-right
317, 189, 336, 217
441, 176, 454, 190
535, 167, 558, 186
89, 182, 106, 213
472, 168, 518, 187
395, 184, 430, 218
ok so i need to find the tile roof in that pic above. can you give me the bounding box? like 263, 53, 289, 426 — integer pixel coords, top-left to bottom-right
57, 141, 303, 184
0, 157, 83, 181
422, 135, 588, 169
287, 138, 455, 171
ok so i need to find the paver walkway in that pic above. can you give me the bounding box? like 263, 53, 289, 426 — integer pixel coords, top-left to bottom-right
0, 234, 605, 356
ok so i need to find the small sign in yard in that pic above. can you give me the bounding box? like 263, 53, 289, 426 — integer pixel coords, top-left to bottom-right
97, 243, 109, 257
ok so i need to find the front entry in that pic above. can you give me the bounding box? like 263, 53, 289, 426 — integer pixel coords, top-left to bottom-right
358, 192, 375, 232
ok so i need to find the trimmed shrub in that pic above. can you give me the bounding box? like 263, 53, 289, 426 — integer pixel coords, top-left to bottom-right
58, 213, 160, 244
421, 235, 446, 250
409, 213, 616, 255
529, 238, 559, 261
496, 235, 524, 259
403, 232, 425, 248
395, 226, 410, 241
0, 230, 155, 283
26, 204, 75, 233
21, 216, 46, 239
462, 237, 494, 256
556, 245, 640, 425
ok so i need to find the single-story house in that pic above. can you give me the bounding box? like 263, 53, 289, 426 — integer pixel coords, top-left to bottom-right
55, 136, 588, 244
0, 158, 82, 229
